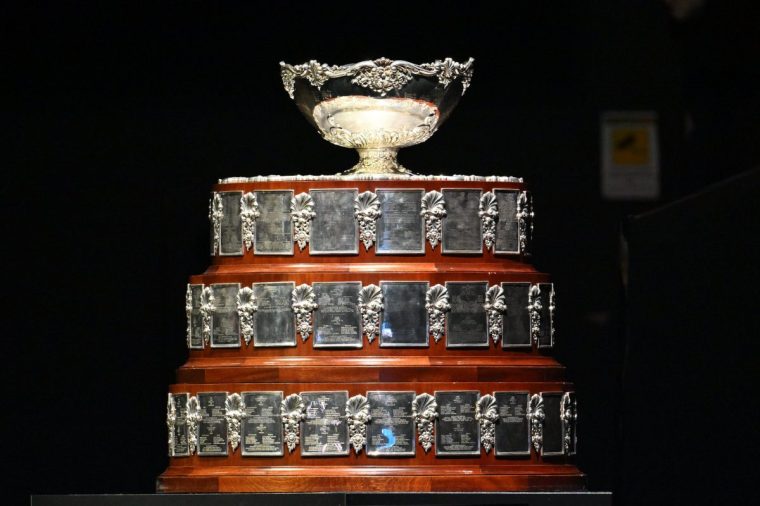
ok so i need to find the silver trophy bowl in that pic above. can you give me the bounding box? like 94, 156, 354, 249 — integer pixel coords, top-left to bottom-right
280, 57, 474, 174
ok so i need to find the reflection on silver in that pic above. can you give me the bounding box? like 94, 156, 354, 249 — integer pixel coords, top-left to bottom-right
516, 191, 534, 255
225, 393, 245, 452
281, 393, 306, 453
426, 284, 451, 343
166, 393, 176, 456
528, 284, 542, 346
346, 394, 371, 454
290, 192, 316, 251
291, 284, 318, 342
528, 393, 545, 454
479, 191, 498, 250
200, 287, 215, 347
236, 287, 257, 346
358, 284, 383, 343
485, 285, 507, 344
354, 191, 381, 251
421, 190, 446, 249
185, 285, 193, 347
187, 395, 201, 455
240, 192, 260, 252
476, 394, 499, 454
561, 392, 578, 455
412, 393, 438, 454
220, 174, 523, 183
209, 192, 223, 255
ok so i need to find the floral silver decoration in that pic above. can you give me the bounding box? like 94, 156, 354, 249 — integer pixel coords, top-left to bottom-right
479, 191, 498, 250
561, 392, 578, 455
281, 393, 306, 453
354, 191, 381, 251
280, 57, 474, 99
291, 192, 316, 251
528, 284, 542, 346
208, 192, 224, 256
240, 192, 260, 252
358, 284, 383, 343
476, 394, 499, 454
292, 284, 318, 342
484, 285, 507, 344
516, 191, 534, 255
421, 190, 446, 249
426, 284, 451, 343
412, 393, 438, 453
225, 393, 245, 452
528, 393, 545, 454
199, 286, 215, 347
549, 285, 556, 344
236, 287, 257, 346
186, 395, 202, 455
346, 394, 371, 454
185, 285, 193, 348
166, 393, 177, 456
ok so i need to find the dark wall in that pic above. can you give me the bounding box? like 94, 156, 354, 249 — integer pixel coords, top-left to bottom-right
4, 1, 758, 505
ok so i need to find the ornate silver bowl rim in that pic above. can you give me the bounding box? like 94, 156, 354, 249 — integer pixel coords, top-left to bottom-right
279, 57, 475, 99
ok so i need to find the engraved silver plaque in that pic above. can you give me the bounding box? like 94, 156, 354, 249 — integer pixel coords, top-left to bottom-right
241, 391, 284, 457
300, 391, 350, 456
252, 282, 297, 347
197, 392, 228, 456
501, 282, 532, 348
537, 283, 555, 348
210, 283, 241, 348
494, 391, 530, 456
375, 189, 425, 254
441, 188, 483, 254
313, 282, 362, 348
435, 390, 480, 456
445, 281, 489, 348
379, 281, 429, 348
187, 284, 204, 349
366, 391, 416, 457
493, 189, 520, 254
540, 392, 563, 456
309, 189, 359, 254
254, 190, 294, 255
219, 191, 244, 256
169, 393, 190, 457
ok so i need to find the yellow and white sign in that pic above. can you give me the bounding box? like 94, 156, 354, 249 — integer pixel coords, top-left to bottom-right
601, 111, 660, 200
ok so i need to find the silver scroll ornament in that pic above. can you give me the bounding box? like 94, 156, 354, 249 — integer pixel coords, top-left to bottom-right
236, 287, 257, 346
281, 393, 306, 453
412, 393, 438, 453
346, 394, 371, 454
199, 286, 215, 347
280, 57, 474, 99
476, 394, 499, 454
291, 192, 316, 251
358, 284, 383, 343
209, 192, 223, 256
421, 190, 446, 249
528, 393, 545, 454
479, 191, 498, 250
528, 284, 542, 346
240, 192, 260, 252
426, 284, 451, 343
166, 393, 177, 456
354, 191, 381, 251
516, 191, 534, 255
185, 285, 193, 347
484, 285, 507, 344
549, 285, 556, 344
187, 395, 202, 455
226, 393, 245, 452
561, 392, 578, 455
291, 284, 318, 342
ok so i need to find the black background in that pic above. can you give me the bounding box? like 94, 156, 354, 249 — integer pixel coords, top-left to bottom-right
4, 1, 759, 505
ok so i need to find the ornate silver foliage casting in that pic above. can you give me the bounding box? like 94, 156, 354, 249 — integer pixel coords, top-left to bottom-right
281, 393, 306, 453
186, 395, 202, 455
166, 393, 177, 456
561, 392, 578, 454
199, 286, 215, 347
528, 393, 545, 454
516, 191, 534, 255
484, 285, 507, 344
209, 192, 223, 255
528, 284, 542, 346
292, 284, 318, 342
476, 394, 499, 453
236, 287, 257, 346
358, 284, 383, 343
412, 393, 438, 453
354, 191, 381, 251
479, 191, 498, 250
240, 192, 260, 251
421, 190, 446, 249
185, 285, 193, 347
291, 192, 316, 251
280, 57, 474, 99
426, 284, 451, 343
549, 285, 556, 344
346, 394, 371, 454
225, 393, 245, 452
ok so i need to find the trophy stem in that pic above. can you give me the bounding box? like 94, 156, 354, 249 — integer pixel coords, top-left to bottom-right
347, 148, 410, 175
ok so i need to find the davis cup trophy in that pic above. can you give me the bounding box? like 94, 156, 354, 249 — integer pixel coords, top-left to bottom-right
158, 57, 584, 494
